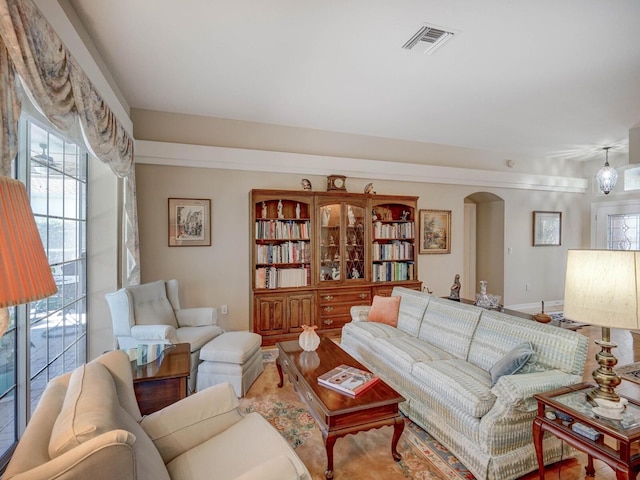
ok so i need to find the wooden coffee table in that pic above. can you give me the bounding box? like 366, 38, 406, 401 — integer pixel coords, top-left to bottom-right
276, 337, 405, 479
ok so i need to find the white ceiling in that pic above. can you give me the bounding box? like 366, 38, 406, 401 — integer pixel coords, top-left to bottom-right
67, 0, 640, 163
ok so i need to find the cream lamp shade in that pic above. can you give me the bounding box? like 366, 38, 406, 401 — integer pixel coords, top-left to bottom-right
0, 176, 57, 337
564, 249, 640, 404
564, 249, 640, 330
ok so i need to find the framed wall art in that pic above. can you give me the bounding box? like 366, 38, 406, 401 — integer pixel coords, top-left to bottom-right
532, 211, 561, 246
419, 209, 451, 254
168, 198, 211, 247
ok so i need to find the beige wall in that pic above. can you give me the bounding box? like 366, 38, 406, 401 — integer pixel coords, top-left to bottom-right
135, 161, 586, 333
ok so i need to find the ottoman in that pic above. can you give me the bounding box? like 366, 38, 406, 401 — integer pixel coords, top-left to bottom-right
196, 331, 264, 396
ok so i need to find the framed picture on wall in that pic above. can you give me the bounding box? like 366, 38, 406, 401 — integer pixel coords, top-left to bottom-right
168, 198, 211, 247
419, 209, 451, 254
532, 211, 561, 246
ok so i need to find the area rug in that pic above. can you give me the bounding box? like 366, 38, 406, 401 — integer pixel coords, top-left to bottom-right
241, 351, 475, 480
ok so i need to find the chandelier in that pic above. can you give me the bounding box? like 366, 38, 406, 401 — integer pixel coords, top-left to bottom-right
596, 147, 618, 195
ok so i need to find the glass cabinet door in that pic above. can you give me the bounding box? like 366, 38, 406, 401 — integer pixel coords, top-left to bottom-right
319, 203, 341, 283
345, 203, 365, 281
319, 200, 366, 284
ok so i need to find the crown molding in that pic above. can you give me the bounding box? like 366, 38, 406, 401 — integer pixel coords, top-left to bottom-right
135, 140, 588, 193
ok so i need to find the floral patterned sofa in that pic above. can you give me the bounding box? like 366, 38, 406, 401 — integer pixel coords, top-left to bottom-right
341, 287, 588, 480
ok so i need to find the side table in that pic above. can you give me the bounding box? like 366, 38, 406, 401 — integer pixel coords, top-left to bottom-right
533, 382, 640, 480
131, 343, 191, 415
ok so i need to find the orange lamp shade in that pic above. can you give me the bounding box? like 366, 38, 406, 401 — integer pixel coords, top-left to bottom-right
0, 176, 57, 308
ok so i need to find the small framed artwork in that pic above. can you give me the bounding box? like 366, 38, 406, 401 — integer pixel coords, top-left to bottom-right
532, 211, 561, 246
168, 198, 211, 247
419, 209, 451, 254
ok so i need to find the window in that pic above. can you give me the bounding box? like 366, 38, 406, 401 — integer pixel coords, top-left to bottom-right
608, 214, 640, 250
0, 118, 87, 463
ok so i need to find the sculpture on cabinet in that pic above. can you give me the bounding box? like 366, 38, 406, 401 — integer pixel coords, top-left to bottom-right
449, 273, 461, 301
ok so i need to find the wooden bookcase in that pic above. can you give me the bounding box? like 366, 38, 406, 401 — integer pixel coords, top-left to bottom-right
251, 189, 421, 345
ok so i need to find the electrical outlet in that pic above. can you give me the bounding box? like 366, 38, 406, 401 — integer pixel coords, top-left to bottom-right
221, 304, 228, 315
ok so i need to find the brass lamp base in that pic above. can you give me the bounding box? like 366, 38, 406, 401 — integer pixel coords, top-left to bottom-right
586, 328, 622, 406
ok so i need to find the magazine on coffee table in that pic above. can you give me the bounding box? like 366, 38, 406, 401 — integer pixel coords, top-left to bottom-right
318, 364, 379, 396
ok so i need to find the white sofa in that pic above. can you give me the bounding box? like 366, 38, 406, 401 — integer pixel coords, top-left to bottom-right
4, 350, 310, 480
342, 287, 588, 480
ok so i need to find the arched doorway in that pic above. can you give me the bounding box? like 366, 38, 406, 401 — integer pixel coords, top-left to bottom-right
463, 192, 505, 302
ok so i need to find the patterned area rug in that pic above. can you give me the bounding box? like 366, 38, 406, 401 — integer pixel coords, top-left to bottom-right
243, 350, 475, 480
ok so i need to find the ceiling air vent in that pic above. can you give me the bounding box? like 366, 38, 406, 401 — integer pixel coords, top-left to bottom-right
402, 23, 457, 54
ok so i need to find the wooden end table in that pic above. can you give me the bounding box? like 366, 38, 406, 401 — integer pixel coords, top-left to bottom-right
533, 383, 640, 480
131, 343, 191, 415
276, 337, 405, 479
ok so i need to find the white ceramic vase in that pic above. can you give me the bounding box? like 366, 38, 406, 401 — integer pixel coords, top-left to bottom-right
299, 325, 320, 352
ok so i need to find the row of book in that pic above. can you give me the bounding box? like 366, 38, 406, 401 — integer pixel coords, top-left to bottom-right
317, 364, 379, 397
372, 240, 414, 261
255, 241, 311, 264
255, 220, 311, 240
373, 221, 414, 239
372, 261, 415, 282
255, 266, 311, 289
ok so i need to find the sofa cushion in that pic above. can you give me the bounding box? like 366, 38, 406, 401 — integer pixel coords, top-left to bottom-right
49, 362, 119, 457
49, 360, 170, 480
166, 412, 308, 480
417, 297, 482, 360
489, 342, 535, 386
368, 295, 401, 326
374, 336, 456, 373
392, 287, 431, 336
342, 321, 406, 347
412, 359, 495, 418
176, 325, 224, 351
128, 280, 178, 329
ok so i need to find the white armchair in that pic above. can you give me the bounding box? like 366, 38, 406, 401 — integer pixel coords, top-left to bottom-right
105, 279, 223, 391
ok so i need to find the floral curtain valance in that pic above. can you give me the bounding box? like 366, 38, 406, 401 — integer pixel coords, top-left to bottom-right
0, 0, 139, 285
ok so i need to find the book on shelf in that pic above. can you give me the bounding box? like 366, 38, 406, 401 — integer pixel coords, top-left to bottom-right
317, 364, 379, 396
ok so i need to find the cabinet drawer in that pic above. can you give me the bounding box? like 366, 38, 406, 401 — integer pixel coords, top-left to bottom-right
318, 289, 371, 305
319, 303, 354, 317
319, 314, 351, 329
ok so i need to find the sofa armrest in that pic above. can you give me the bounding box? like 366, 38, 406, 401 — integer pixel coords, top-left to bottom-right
491, 369, 581, 411
130, 325, 178, 343
234, 455, 300, 480
350, 305, 371, 322
4, 430, 136, 480
140, 382, 242, 463
176, 307, 217, 327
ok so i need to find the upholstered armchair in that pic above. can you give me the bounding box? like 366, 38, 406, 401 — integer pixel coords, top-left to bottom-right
3, 351, 310, 480
105, 279, 223, 391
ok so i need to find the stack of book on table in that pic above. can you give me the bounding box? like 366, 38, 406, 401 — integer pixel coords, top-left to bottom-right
317, 364, 379, 397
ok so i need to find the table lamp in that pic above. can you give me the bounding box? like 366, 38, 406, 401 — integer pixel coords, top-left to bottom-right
0, 176, 57, 339
563, 249, 640, 406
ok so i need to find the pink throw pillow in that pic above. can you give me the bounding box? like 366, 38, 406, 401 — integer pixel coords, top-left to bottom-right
368, 295, 400, 327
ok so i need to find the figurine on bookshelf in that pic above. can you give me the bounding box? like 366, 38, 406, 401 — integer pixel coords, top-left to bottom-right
277, 200, 284, 219
301, 178, 312, 190
262, 201, 267, 219
322, 206, 331, 226
351, 268, 360, 279
295, 203, 301, 219
331, 267, 340, 280
329, 235, 335, 246
348, 205, 356, 226
401, 210, 410, 221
